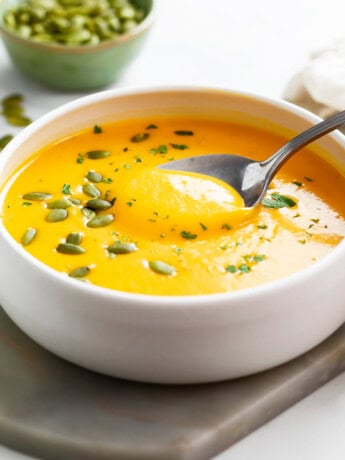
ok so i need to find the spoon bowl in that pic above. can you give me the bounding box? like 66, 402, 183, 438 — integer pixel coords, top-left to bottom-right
159, 109, 345, 207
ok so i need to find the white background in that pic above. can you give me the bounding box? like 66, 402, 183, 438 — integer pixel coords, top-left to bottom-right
1, 0, 345, 458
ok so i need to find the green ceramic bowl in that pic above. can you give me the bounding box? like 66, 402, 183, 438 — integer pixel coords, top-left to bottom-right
0, 0, 155, 91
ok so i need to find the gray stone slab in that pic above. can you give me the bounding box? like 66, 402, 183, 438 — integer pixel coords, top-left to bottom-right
1, 306, 345, 460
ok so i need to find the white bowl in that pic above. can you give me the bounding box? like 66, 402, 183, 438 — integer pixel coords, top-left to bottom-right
0, 87, 345, 384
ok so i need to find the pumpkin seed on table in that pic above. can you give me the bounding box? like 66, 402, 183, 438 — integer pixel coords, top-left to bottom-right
46, 208, 68, 222
1, 94, 32, 127
21, 227, 37, 246
22, 192, 52, 201
86, 214, 114, 228
56, 243, 85, 255
69, 266, 90, 278
66, 232, 83, 245
0, 135, 14, 151
82, 183, 101, 198
108, 241, 137, 254
149, 260, 177, 276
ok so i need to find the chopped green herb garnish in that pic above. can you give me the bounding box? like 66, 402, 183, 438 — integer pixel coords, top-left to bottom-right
180, 230, 197, 240
76, 152, 85, 164
103, 178, 113, 184
293, 181, 302, 187
93, 125, 103, 134
257, 224, 268, 229
134, 156, 143, 163
298, 239, 306, 244
253, 254, 266, 263
262, 193, 297, 209
304, 176, 314, 182
22, 201, 32, 207
199, 222, 208, 231
151, 144, 168, 155
222, 223, 233, 230
146, 124, 158, 129
310, 218, 319, 223
238, 264, 251, 273
174, 130, 194, 136
61, 183, 71, 194
225, 264, 237, 273
170, 143, 189, 150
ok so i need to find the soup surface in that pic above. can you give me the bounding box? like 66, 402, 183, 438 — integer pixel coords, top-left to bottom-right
2, 117, 345, 295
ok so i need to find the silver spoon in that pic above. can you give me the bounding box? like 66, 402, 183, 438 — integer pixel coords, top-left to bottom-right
159, 110, 345, 207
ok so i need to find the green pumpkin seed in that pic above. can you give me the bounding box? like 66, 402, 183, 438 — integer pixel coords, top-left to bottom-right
66, 232, 83, 245
87, 214, 114, 228
149, 260, 177, 276
2, 0, 145, 46
22, 192, 52, 201
0, 134, 14, 151
56, 243, 85, 255
108, 241, 137, 254
46, 208, 68, 223
86, 150, 111, 160
21, 227, 37, 246
86, 199, 112, 210
69, 266, 90, 278
86, 170, 103, 183
82, 183, 101, 198
69, 198, 81, 205
131, 132, 149, 143
47, 199, 72, 209
81, 207, 96, 220
6, 116, 31, 127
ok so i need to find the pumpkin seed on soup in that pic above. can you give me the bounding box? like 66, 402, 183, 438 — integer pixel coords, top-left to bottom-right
46, 209, 68, 223
21, 227, 37, 246
86, 214, 114, 228
22, 192, 52, 201
56, 243, 85, 255
69, 266, 90, 278
149, 260, 177, 276
86, 150, 111, 159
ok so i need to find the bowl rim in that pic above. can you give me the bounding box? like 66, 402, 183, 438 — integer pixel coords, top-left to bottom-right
1, 84, 345, 307
0, 0, 155, 53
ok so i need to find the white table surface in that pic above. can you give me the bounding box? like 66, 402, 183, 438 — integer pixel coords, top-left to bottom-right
1, 0, 345, 458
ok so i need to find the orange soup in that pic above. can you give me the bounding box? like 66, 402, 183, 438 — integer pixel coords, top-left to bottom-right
2, 117, 345, 295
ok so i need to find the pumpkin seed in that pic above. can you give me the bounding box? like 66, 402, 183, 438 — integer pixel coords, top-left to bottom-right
69, 198, 81, 205
2, 0, 145, 46
81, 207, 96, 220
86, 214, 114, 228
0, 134, 14, 150
22, 192, 52, 201
21, 227, 37, 246
86, 150, 111, 159
131, 132, 149, 143
47, 198, 72, 209
86, 170, 103, 183
46, 208, 68, 223
66, 232, 83, 245
108, 241, 137, 254
149, 260, 177, 276
86, 199, 113, 210
69, 266, 90, 278
82, 183, 101, 198
56, 243, 85, 255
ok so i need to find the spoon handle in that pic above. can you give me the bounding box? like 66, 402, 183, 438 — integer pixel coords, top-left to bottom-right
261, 109, 345, 179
